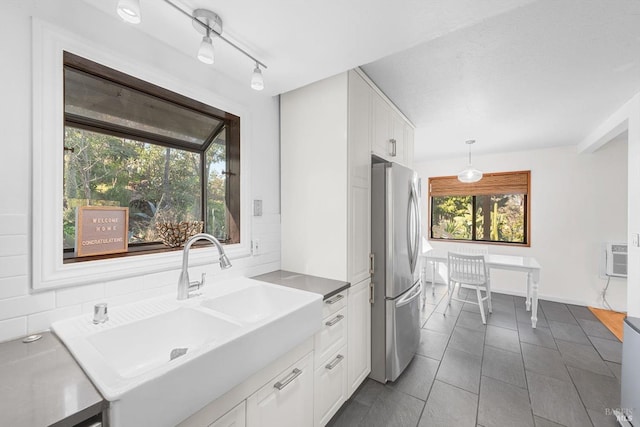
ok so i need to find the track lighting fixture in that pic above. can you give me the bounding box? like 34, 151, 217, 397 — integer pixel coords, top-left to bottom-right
115, 1, 268, 90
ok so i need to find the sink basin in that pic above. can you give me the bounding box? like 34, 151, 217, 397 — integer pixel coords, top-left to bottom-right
52, 276, 322, 427
87, 307, 241, 378
201, 284, 304, 324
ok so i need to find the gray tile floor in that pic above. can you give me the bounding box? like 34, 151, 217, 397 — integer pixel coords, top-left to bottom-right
327, 284, 622, 427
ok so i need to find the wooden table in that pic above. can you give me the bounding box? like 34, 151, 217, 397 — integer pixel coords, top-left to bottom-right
420, 251, 542, 328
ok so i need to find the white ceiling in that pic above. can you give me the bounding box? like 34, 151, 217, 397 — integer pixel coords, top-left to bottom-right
363, 0, 640, 161
84, 0, 640, 162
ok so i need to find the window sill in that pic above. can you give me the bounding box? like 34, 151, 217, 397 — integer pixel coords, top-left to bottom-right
428, 237, 530, 248
62, 241, 231, 264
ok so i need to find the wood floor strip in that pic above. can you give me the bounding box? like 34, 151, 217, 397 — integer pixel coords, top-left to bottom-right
588, 306, 625, 342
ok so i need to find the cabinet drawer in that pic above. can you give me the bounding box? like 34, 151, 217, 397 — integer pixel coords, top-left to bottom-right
322, 292, 347, 318
208, 401, 246, 427
315, 307, 347, 365
314, 347, 348, 427
246, 352, 313, 427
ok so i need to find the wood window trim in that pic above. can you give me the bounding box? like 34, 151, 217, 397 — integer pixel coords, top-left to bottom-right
428, 170, 531, 247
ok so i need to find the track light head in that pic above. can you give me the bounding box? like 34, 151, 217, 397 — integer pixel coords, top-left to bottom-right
251, 65, 264, 91
197, 36, 215, 65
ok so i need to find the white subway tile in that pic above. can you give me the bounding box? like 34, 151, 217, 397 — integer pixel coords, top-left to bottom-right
56, 283, 105, 307
0, 214, 27, 235
0, 317, 27, 343
0, 292, 55, 321
27, 305, 82, 334
0, 276, 28, 299
82, 285, 173, 313
105, 270, 176, 297
0, 235, 27, 256
0, 255, 28, 278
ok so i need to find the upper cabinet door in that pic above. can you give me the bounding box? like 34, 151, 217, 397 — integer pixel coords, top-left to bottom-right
404, 125, 415, 168
391, 113, 406, 164
372, 93, 393, 161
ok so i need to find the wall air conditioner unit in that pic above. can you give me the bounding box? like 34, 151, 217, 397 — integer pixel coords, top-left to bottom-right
606, 243, 627, 278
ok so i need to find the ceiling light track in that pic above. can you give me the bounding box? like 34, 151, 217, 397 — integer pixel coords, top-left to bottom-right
116, 0, 268, 90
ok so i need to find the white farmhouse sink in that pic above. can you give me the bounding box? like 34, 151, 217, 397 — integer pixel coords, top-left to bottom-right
52, 277, 322, 427
201, 283, 305, 324
87, 307, 241, 379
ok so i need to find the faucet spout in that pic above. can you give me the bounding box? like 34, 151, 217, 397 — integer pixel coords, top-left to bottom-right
177, 233, 232, 300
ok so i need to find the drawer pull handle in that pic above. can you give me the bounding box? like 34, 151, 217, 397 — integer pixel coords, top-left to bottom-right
325, 294, 344, 305
274, 368, 302, 390
325, 354, 344, 370
325, 314, 344, 327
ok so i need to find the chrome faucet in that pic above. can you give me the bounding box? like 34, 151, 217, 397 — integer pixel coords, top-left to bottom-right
177, 233, 232, 300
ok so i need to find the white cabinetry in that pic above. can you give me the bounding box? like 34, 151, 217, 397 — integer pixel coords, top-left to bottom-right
209, 402, 246, 427
314, 291, 349, 426
281, 68, 413, 283
246, 352, 314, 427
347, 279, 371, 397
281, 70, 370, 285
281, 68, 414, 425
314, 346, 347, 427
371, 92, 414, 168
348, 72, 374, 286
372, 92, 393, 160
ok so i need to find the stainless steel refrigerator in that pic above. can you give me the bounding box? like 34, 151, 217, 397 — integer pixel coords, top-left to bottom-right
370, 161, 422, 383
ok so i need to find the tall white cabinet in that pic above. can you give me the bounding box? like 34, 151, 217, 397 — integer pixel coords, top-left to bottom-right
281, 68, 414, 425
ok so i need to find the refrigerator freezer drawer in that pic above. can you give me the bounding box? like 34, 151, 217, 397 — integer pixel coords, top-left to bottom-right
386, 281, 421, 382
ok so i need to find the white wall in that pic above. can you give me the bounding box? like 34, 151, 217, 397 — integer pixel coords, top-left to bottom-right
415, 143, 628, 310
0, 1, 281, 342
622, 94, 640, 316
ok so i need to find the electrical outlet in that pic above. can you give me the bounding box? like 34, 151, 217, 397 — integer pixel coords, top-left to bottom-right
633, 233, 640, 248
252, 239, 260, 255
253, 200, 263, 217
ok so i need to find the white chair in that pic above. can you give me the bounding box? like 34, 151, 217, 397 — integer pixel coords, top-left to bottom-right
447, 252, 493, 324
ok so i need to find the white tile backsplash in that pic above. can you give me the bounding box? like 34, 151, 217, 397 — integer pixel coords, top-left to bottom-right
105, 270, 177, 297
0, 255, 28, 278
0, 276, 28, 299
27, 305, 82, 334
0, 317, 27, 343
0, 235, 27, 256
0, 214, 27, 235
56, 283, 105, 307
81, 284, 175, 314
0, 214, 282, 342
0, 292, 55, 320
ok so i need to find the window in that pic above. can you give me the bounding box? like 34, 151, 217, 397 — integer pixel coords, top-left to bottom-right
429, 171, 530, 246
62, 52, 240, 261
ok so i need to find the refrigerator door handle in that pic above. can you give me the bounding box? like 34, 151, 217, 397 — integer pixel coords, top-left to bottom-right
407, 182, 420, 274
396, 281, 422, 308
411, 181, 421, 271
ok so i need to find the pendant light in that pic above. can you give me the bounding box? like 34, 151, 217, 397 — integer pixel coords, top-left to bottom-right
457, 140, 483, 183
116, 0, 141, 24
